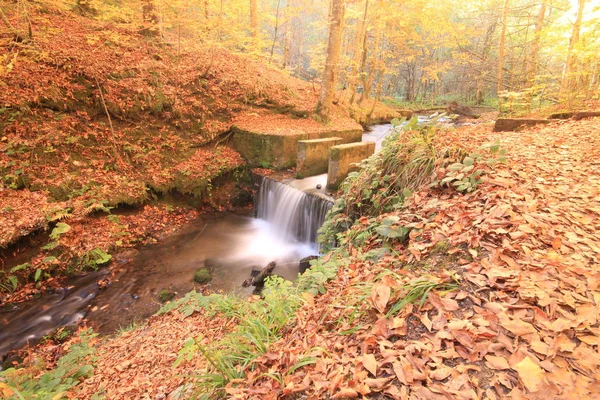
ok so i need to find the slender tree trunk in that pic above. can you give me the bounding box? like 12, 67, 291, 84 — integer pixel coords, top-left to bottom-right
0, 7, 28, 42
526, 0, 546, 87
270, 0, 281, 60
283, 0, 293, 68
497, 0, 509, 110
315, 0, 346, 122
250, 0, 259, 47
349, 0, 369, 104
204, 0, 210, 20
560, 0, 585, 96
360, 12, 380, 104
141, 0, 160, 37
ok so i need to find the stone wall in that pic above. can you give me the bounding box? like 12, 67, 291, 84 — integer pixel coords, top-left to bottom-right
296, 137, 343, 178
232, 127, 307, 169
309, 129, 363, 144
327, 142, 376, 190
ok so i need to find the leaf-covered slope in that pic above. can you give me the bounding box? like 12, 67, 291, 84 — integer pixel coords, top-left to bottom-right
20, 118, 596, 399
231, 118, 600, 398
0, 1, 370, 250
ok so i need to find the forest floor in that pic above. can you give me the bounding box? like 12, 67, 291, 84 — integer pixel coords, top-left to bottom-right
2, 117, 594, 399
2, 2, 599, 399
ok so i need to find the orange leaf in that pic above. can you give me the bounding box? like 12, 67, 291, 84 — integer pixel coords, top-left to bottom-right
513, 356, 545, 392
331, 388, 358, 399
552, 237, 562, 250
485, 355, 510, 370
370, 284, 391, 314
362, 353, 377, 376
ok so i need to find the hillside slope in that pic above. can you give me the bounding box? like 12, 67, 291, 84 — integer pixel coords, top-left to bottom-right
0, 1, 381, 246
0, 2, 399, 300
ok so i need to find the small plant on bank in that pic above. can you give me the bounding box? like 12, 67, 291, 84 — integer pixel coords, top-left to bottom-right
318, 117, 439, 251
434, 139, 507, 193
0, 329, 97, 399
159, 289, 176, 303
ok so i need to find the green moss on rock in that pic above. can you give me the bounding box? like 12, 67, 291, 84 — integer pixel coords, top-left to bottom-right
193, 268, 212, 284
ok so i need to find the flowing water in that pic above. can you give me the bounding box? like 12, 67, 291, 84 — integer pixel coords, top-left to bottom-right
0, 176, 333, 358
1, 125, 404, 358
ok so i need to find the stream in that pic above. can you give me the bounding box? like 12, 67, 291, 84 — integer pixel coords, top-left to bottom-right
0, 124, 395, 359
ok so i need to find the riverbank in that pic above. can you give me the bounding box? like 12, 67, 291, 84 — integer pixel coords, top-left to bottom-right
3, 117, 598, 399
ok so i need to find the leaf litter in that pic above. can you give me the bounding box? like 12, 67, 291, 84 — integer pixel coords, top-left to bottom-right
34, 118, 598, 399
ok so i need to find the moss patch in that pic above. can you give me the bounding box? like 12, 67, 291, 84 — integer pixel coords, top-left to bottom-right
159, 289, 176, 303
193, 268, 212, 284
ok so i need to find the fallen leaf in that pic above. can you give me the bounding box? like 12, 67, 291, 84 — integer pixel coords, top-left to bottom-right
362, 354, 377, 376
485, 355, 510, 370
370, 284, 391, 314
513, 356, 545, 392
331, 388, 358, 398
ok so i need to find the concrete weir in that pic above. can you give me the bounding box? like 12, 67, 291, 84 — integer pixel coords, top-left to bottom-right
309, 129, 363, 144
327, 142, 376, 190
296, 137, 343, 178
232, 126, 363, 169
232, 127, 307, 169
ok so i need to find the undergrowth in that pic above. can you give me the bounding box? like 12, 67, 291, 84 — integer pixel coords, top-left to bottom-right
318, 118, 445, 251
0, 329, 97, 400
157, 252, 344, 398
318, 117, 506, 252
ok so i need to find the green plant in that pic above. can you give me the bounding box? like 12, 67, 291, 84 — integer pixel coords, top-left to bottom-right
374, 215, 410, 242
434, 139, 506, 193
159, 289, 176, 303
319, 118, 439, 251
0, 329, 97, 399
386, 276, 459, 317
77, 248, 112, 270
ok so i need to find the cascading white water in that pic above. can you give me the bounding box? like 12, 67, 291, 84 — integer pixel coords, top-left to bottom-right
256, 177, 332, 246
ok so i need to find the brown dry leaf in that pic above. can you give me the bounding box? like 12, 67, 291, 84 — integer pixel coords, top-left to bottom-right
500, 318, 537, 336
370, 284, 391, 314
429, 366, 453, 380
513, 356, 545, 392
485, 355, 510, 370
362, 354, 377, 376
331, 388, 359, 399
364, 377, 392, 390
420, 312, 433, 332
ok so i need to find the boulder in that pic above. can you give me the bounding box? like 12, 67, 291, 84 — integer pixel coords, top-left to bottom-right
493, 118, 552, 132
299, 255, 318, 274
447, 101, 479, 118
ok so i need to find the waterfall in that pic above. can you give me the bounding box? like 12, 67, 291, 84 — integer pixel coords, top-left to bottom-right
256, 177, 332, 246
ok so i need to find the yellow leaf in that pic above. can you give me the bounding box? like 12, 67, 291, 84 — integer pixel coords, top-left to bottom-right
513, 356, 545, 392
0, 383, 14, 397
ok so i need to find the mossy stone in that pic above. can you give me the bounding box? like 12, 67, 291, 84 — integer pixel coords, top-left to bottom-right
193, 268, 212, 284
159, 289, 176, 303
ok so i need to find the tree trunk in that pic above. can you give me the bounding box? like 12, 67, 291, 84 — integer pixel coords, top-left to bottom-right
497, 0, 509, 110
315, 0, 346, 122
283, 0, 293, 68
141, 0, 160, 37
250, 0, 259, 41
0, 7, 28, 42
560, 0, 585, 96
359, 12, 380, 104
349, 0, 369, 104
